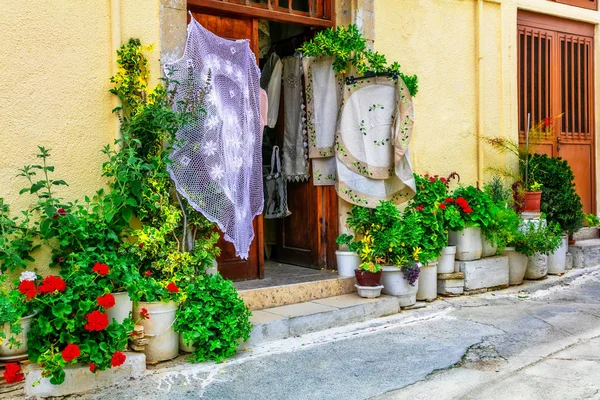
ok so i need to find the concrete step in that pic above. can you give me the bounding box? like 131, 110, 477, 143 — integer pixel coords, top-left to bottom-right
238, 275, 357, 311
456, 256, 509, 293
569, 238, 600, 268
246, 293, 401, 345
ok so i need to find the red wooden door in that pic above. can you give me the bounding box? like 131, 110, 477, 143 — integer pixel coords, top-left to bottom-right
518, 11, 595, 214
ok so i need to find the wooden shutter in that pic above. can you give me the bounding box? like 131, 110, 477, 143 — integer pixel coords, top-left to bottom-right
552, 0, 597, 11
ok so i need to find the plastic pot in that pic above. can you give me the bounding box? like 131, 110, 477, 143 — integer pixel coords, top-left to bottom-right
134, 301, 179, 363
336, 251, 361, 277
522, 191, 542, 212
503, 247, 528, 285
437, 246, 456, 274
449, 227, 483, 261
107, 292, 133, 324
525, 252, 548, 280
355, 284, 384, 298
380, 266, 419, 307
548, 235, 568, 275
416, 261, 437, 301
0, 313, 36, 361
355, 270, 382, 287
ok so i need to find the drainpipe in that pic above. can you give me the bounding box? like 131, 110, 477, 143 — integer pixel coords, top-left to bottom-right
110, 0, 122, 140
476, 0, 484, 189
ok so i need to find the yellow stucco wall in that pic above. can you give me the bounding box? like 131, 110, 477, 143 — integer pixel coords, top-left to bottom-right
0, 0, 162, 276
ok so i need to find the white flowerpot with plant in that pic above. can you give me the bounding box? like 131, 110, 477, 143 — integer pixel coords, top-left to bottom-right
335, 233, 362, 277
0, 274, 37, 361
416, 261, 437, 302
516, 220, 562, 280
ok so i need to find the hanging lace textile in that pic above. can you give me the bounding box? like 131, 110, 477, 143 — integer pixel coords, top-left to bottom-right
282, 55, 309, 181
335, 76, 416, 208
263, 146, 291, 219
302, 56, 343, 186
260, 53, 282, 129
164, 16, 263, 259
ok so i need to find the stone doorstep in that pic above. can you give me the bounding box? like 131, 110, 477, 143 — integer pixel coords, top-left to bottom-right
246, 293, 400, 345
569, 239, 600, 269
23, 352, 146, 398
456, 256, 509, 292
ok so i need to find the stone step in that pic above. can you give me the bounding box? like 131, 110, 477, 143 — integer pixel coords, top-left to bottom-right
569, 239, 600, 268
238, 276, 356, 311
456, 256, 509, 292
247, 293, 400, 345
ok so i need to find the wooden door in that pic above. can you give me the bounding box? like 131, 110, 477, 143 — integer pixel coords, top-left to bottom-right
517, 11, 595, 214
191, 11, 264, 281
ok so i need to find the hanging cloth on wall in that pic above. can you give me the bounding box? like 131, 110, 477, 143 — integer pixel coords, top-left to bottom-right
164, 15, 263, 259
263, 145, 291, 219
282, 55, 309, 181
302, 56, 343, 186
335, 75, 416, 208
261, 53, 283, 129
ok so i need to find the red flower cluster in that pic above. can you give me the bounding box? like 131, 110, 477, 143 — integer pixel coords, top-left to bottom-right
167, 282, 179, 293
62, 344, 81, 362
438, 203, 447, 210
97, 293, 115, 309
84, 310, 109, 331
37, 275, 66, 295
414, 205, 424, 212
3, 363, 24, 384
440, 177, 447, 184
542, 117, 553, 128
139, 308, 150, 320
89, 363, 96, 372
144, 270, 152, 277
111, 351, 126, 367
455, 197, 474, 214
428, 177, 436, 183
57, 208, 67, 216
445, 198, 455, 204
19, 280, 37, 300
92, 262, 110, 276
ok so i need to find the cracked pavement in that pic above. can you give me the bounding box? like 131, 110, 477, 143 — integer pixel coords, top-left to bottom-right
68, 267, 600, 400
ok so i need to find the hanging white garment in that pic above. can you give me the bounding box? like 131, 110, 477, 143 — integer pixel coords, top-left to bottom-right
164, 15, 263, 259
335, 76, 416, 208
261, 53, 282, 129
282, 55, 309, 181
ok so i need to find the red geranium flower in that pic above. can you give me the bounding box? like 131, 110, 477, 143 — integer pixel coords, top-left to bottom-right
19, 280, 37, 300
414, 205, 424, 211
139, 308, 150, 320
89, 363, 96, 372
464, 207, 474, 213
428, 177, 436, 182
445, 198, 455, 204
455, 197, 469, 209
3, 363, 24, 384
37, 275, 66, 294
111, 351, 126, 368
97, 293, 116, 309
167, 282, 179, 293
92, 262, 110, 276
438, 203, 447, 210
84, 310, 109, 331
62, 344, 81, 362
57, 208, 67, 216
440, 177, 447, 183
139, 243, 144, 249
144, 270, 152, 277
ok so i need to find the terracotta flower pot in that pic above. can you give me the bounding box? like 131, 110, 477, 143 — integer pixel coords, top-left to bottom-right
355, 270, 382, 287
522, 191, 542, 212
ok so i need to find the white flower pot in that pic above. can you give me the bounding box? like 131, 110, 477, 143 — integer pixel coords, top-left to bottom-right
416, 262, 437, 301
380, 266, 419, 307
481, 236, 497, 257
355, 284, 383, 298
134, 301, 179, 363
206, 259, 218, 276
179, 333, 196, 353
107, 292, 133, 324
437, 246, 456, 274
525, 252, 548, 280
503, 247, 528, 285
0, 313, 35, 361
547, 235, 568, 275
449, 227, 482, 261
336, 250, 361, 277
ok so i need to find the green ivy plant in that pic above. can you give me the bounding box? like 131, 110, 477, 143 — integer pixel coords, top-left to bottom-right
175, 274, 252, 363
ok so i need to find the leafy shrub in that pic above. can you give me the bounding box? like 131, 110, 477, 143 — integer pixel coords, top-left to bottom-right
483, 177, 521, 250
175, 274, 252, 363
513, 221, 562, 257
445, 186, 495, 232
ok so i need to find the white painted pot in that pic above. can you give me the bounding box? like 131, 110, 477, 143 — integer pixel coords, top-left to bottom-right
134, 301, 179, 363
206, 259, 218, 276
481, 236, 497, 258
416, 261, 437, 301
449, 227, 482, 261
503, 247, 528, 285
0, 313, 35, 360
380, 266, 419, 307
437, 246, 456, 274
547, 235, 568, 275
336, 251, 361, 277
107, 292, 133, 324
525, 252, 548, 280
355, 284, 383, 298
179, 334, 196, 353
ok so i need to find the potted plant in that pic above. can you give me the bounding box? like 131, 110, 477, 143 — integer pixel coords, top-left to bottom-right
516, 220, 562, 280
0, 274, 36, 361
335, 232, 362, 278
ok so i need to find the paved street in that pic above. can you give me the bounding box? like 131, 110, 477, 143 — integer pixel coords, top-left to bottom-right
72, 267, 600, 400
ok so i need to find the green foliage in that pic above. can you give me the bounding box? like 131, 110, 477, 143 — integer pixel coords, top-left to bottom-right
175, 275, 252, 363
528, 154, 584, 234
0, 275, 32, 350
0, 198, 39, 273
300, 25, 419, 96
513, 221, 562, 257
482, 177, 521, 251
584, 213, 599, 227
447, 186, 495, 231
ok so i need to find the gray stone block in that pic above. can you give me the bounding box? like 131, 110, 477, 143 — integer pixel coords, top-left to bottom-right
569, 239, 600, 268
573, 227, 599, 241
566, 252, 573, 270
437, 278, 464, 296
456, 256, 509, 291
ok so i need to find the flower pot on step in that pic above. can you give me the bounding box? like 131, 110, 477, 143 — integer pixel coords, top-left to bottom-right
416, 261, 437, 301
481, 236, 497, 257
336, 251, 361, 277
449, 226, 482, 261
355, 284, 383, 298
548, 235, 568, 275
179, 334, 196, 353
525, 252, 548, 280
522, 191, 542, 212
355, 270, 382, 287
380, 266, 419, 307
134, 301, 179, 363
503, 247, 528, 285
107, 292, 133, 324
0, 313, 36, 361
437, 246, 456, 274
